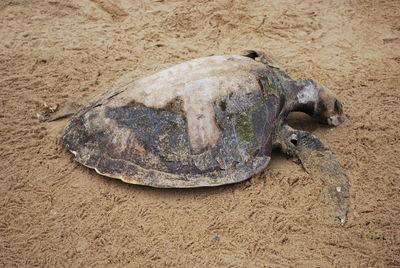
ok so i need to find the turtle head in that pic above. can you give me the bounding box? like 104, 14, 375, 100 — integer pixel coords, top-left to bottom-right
295, 80, 344, 126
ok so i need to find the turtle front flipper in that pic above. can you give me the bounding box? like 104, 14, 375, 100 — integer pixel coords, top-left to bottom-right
278, 125, 350, 222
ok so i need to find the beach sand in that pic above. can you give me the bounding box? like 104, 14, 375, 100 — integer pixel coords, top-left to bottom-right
0, 0, 399, 266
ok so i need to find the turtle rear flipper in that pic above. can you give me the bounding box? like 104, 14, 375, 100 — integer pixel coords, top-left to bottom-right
39, 102, 82, 122
241, 50, 281, 68
280, 126, 350, 222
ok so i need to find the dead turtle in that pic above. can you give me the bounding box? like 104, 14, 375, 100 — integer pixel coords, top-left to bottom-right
46, 50, 349, 222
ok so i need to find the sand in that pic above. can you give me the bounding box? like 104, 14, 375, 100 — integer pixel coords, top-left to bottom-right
1, 0, 399, 267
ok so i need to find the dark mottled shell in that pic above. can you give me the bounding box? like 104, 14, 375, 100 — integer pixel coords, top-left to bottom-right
62, 55, 282, 187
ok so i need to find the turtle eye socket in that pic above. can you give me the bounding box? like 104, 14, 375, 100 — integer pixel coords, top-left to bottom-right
316, 99, 327, 115
334, 99, 343, 114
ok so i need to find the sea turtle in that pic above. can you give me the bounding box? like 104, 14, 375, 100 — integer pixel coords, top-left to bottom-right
45, 50, 349, 222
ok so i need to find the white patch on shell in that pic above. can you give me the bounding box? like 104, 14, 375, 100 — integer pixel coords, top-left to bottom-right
297, 84, 318, 104
110, 125, 130, 152
112, 55, 265, 152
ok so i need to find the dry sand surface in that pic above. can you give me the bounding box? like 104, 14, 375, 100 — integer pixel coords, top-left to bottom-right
1, 0, 400, 267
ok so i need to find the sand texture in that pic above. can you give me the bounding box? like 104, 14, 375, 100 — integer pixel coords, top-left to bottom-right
1, 0, 399, 267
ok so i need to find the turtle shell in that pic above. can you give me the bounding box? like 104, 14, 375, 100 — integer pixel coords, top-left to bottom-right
62, 55, 283, 187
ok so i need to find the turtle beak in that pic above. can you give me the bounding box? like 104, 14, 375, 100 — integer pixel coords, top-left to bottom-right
327, 115, 344, 126
316, 94, 345, 127
327, 99, 344, 126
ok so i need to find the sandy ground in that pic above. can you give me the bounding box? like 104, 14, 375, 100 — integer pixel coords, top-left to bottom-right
1, 0, 399, 267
